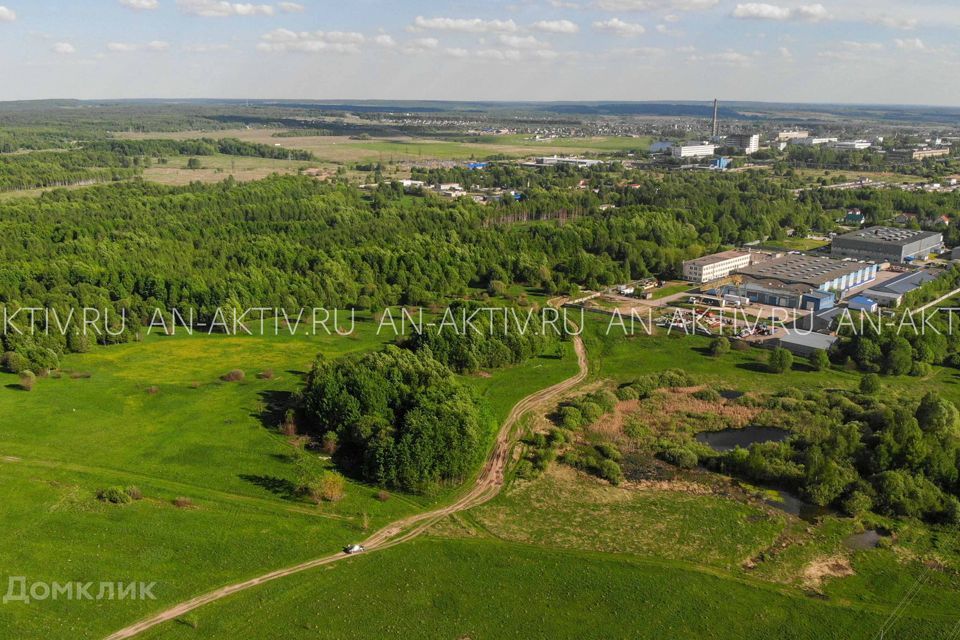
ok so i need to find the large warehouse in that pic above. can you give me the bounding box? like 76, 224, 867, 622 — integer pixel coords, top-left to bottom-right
732, 254, 879, 308
831, 227, 943, 263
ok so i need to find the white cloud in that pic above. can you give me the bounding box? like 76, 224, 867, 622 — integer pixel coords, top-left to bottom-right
107, 40, 170, 52
278, 2, 303, 12
871, 15, 918, 30
476, 49, 522, 61
731, 3, 828, 22
373, 34, 396, 48
532, 19, 580, 34
778, 46, 792, 58
0, 5, 16, 21
446, 47, 469, 58
895, 37, 925, 51
177, 0, 275, 17
411, 16, 518, 33
119, 0, 159, 9
258, 28, 366, 53
840, 40, 883, 51
52, 42, 76, 55
181, 43, 231, 52
498, 34, 550, 49
593, 17, 646, 36
594, 0, 718, 11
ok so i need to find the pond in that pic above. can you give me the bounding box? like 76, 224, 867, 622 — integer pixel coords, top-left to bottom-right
844, 530, 886, 550
763, 488, 833, 523
695, 426, 791, 452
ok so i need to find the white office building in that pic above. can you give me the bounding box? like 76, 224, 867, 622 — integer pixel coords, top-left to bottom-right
672, 143, 717, 159
683, 250, 753, 283
727, 133, 760, 154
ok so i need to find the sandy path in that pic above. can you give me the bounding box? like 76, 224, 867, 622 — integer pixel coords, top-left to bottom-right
104, 336, 587, 639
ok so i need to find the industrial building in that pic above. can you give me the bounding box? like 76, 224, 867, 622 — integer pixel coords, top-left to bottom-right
888, 147, 951, 162
777, 330, 838, 357
726, 133, 760, 154
861, 269, 941, 307
531, 156, 603, 168
831, 227, 944, 263
672, 143, 716, 159
830, 140, 873, 151
733, 254, 879, 308
778, 130, 809, 141
682, 250, 753, 283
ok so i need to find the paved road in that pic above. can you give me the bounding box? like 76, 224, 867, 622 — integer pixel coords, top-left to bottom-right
104, 335, 588, 640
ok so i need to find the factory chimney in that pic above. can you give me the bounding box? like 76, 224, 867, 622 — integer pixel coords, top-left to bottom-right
711, 99, 719, 138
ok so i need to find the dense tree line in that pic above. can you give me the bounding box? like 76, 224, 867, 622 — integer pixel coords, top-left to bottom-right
403, 301, 560, 373
708, 388, 960, 524
300, 346, 489, 493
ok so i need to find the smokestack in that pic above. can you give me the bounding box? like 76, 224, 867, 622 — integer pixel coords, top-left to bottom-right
712, 99, 719, 138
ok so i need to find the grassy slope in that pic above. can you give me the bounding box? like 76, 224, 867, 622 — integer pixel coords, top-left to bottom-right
130, 318, 960, 639
0, 316, 578, 639
138, 539, 948, 640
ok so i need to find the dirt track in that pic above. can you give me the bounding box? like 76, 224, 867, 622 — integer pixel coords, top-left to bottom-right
104, 336, 588, 640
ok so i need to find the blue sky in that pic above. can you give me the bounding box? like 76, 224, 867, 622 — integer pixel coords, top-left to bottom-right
0, 0, 958, 105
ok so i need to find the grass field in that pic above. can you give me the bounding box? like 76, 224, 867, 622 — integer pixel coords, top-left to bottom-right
142, 154, 316, 186
115, 129, 652, 165
0, 314, 578, 639
135, 537, 952, 640
111, 320, 960, 640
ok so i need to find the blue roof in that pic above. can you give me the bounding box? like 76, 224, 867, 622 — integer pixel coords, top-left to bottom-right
849, 295, 876, 305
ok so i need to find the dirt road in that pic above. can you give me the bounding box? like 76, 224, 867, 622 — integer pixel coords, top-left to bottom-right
104, 336, 588, 640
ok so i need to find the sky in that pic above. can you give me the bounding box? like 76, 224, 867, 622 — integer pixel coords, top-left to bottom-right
0, 0, 958, 105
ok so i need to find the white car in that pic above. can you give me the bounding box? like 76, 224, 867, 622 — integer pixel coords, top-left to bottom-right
344, 544, 366, 555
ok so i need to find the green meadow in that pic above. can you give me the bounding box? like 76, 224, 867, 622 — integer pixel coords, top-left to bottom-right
0, 315, 578, 639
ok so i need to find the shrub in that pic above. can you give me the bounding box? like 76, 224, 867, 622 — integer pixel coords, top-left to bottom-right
809, 349, 831, 372
172, 496, 193, 508
315, 470, 346, 503
579, 401, 605, 425
221, 369, 245, 382
597, 459, 623, 486
731, 339, 751, 352
910, 361, 933, 377
375, 490, 390, 502
595, 442, 622, 461
145, 386, 160, 395
321, 431, 338, 454
257, 369, 275, 380
125, 486, 143, 501
859, 373, 881, 395
767, 347, 793, 374
557, 406, 584, 430
659, 369, 695, 388
1, 351, 27, 374
97, 487, 132, 504
514, 459, 536, 480
18, 370, 36, 391
692, 388, 722, 403
658, 446, 699, 469
709, 336, 730, 357
615, 385, 639, 401
841, 490, 873, 516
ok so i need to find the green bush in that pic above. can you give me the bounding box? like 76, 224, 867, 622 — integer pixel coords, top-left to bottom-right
595, 442, 622, 462
658, 446, 699, 469
597, 459, 623, 486
859, 373, 881, 395
767, 347, 794, 374
97, 487, 133, 504
809, 349, 830, 371
709, 336, 730, 357
692, 388, 722, 403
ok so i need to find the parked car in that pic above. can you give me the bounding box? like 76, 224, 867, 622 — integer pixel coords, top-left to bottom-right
344, 544, 366, 555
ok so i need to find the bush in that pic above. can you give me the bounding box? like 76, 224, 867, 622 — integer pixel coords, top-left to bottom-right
709, 336, 730, 357
172, 496, 193, 508
321, 431, 338, 454
97, 487, 132, 504
221, 369, 245, 382
257, 369, 275, 380
841, 490, 873, 516
658, 446, 699, 469
597, 459, 623, 486
1, 351, 27, 374
557, 405, 584, 430
595, 442, 622, 461
375, 490, 390, 502
809, 349, 830, 372
579, 401, 605, 425
767, 348, 794, 374
910, 361, 933, 377
859, 373, 881, 395
145, 386, 160, 395
730, 339, 751, 352
311, 470, 345, 503
18, 370, 36, 391
125, 486, 143, 501
514, 459, 536, 480
615, 385, 639, 401
692, 388, 722, 403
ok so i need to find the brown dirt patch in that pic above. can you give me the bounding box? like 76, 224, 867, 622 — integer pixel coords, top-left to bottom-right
802, 556, 855, 589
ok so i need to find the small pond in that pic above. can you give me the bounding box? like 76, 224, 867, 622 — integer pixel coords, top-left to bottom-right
844, 530, 886, 550
695, 426, 791, 452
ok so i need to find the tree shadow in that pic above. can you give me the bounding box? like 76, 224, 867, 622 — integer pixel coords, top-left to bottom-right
251, 390, 294, 431
736, 361, 772, 374
239, 474, 299, 500
4, 384, 28, 392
